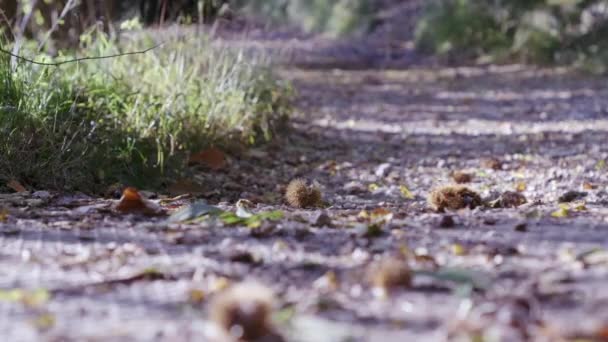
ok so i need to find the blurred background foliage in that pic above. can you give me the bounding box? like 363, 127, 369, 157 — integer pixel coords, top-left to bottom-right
415, 0, 608, 72
3, 0, 608, 70
0, 0, 375, 41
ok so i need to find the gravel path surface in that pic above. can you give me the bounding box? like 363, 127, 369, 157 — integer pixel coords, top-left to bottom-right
3, 22, 608, 341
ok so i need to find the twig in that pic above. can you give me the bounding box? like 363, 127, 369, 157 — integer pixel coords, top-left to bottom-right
0, 42, 164, 67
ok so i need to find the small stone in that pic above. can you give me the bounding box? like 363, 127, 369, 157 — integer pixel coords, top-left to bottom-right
558, 191, 588, 203
438, 215, 455, 228
514, 222, 527, 232
32, 191, 51, 199
375, 163, 392, 178
228, 250, 259, 264
344, 181, 366, 194
312, 211, 332, 227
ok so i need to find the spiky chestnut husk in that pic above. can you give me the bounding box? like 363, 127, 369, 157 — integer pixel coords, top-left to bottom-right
285, 179, 322, 208
429, 185, 482, 212
368, 258, 412, 291
209, 282, 277, 341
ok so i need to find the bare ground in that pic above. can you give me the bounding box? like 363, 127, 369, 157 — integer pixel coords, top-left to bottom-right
2, 24, 608, 341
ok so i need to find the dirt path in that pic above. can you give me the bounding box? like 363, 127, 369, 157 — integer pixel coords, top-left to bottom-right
2, 31, 608, 341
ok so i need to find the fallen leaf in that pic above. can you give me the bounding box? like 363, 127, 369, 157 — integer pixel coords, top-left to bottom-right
515, 181, 527, 192
0, 288, 50, 307
188, 288, 206, 304
399, 185, 415, 200
114, 187, 165, 216
189, 147, 227, 170
573, 202, 587, 211
368, 183, 379, 192
167, 201, 222, 223
0, 208, 8, 222
220, 210, 283, 228
32, 313, 55, 330
7, 180, 27, 193
551, 204, 569, 218
582, 181, 597, 190
452, 244, 467, 256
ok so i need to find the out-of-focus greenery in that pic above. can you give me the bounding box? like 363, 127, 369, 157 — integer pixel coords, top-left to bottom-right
0, 0, 376, 39
415, 0, 608, 72
233, 0, 375, 36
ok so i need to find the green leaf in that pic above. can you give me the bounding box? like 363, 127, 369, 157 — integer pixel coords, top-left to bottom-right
220, 210, 284, 228
219, 212, 245, 225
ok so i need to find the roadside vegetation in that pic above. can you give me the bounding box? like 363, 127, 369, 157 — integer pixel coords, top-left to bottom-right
415, 0, 608, 72
0, 24, 291, 192
233, 0, 375, 36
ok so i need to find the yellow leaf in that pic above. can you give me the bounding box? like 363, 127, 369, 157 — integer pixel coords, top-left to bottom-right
551, 207, 569, 218
451, 244, 467, 256
515, 181, 527, 192
32, 313, 55, 330
358, 210, 370, 219
368, 183, 379, 192
209, 277, 230, 292
399, 185, 415, 199
573, 202, 587, 211
188, 289, 205, 304
0, 288, 50, 307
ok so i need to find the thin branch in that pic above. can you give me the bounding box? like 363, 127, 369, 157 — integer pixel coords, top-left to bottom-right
0, 42, 164, 67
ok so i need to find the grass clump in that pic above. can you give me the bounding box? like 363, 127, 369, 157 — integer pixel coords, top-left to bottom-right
415, 0, 608, 71
429, 185, 482, 212
0, 31, 291, 192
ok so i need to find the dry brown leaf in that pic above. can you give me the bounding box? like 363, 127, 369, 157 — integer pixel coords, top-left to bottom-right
583, 181, 597, 190
451, 171, 473, 184
188, 147, 227, 170
7, 180, 27, 193
0, 208, 9, 222
114, 187, 165, 216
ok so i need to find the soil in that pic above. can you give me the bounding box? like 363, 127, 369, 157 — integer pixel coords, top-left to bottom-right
2, 8, 608, 341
